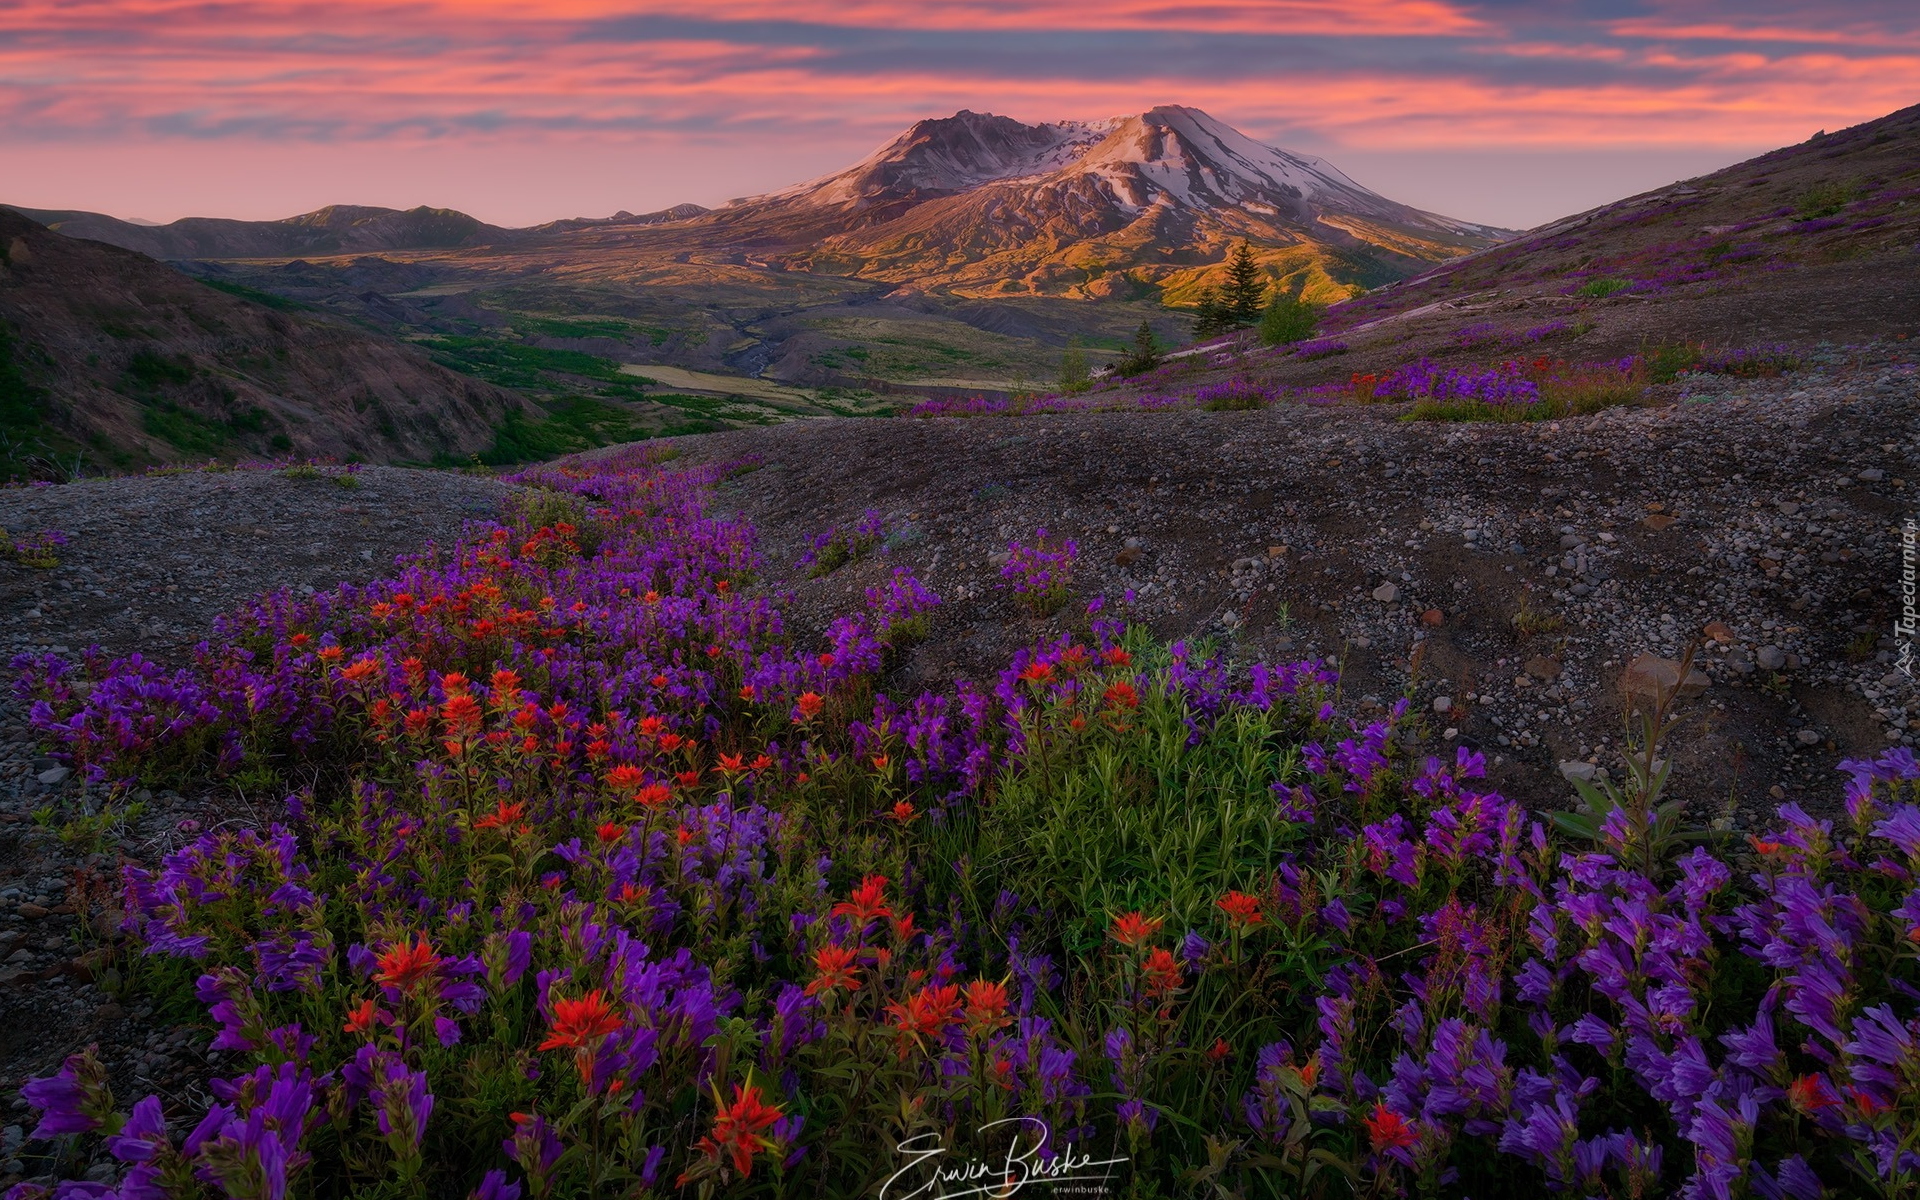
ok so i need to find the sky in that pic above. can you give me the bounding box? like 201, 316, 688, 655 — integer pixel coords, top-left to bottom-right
2, 0, 1916, 230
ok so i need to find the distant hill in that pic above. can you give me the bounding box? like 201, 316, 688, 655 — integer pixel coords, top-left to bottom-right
0, 208, 532, 473
4, 203, 514, 261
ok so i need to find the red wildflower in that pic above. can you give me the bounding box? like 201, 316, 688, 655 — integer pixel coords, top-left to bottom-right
676, 770, 701, 788
962, 980, 1010, 1037
338, 657, 380, 682
538, 990, 624, 1052
635, 783, 671, 808
606, 764, 647, 792
489, 668, 521, 698
343, 998, 388, 1035
818, 652, 835, 667
1788, 1074, 1839, 1114
374, 936, 440, 992
804, 944, 861, 996
596, 822, 627, 845
440, 671, 471, 693
474, 799, 527, 831
441, 693, 484, 735
1208, 1038, 1231, 1062
886, 983, 961, 1041
1365, 1103, 1418, 1152
1110, 912, 1164, 947
715, 752, 745, 773
1103, 647, 1132, 666
1018, 662, 1055, 685
886, 800, 917, 824
871, 754, 891, 772
403, 708, 434, 737
831, 875, 892, 925
1217, 891, 1265, 929
691, 1083, 785, 1177
796, 691, 825, 720
1141, 947, 1183, 995
738, 685, 756, 701
1101, 681, 1140, 710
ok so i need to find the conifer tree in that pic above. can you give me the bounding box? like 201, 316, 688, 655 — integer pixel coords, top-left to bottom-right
1192, 288, 1228, 339
1110, 321, 1162, 377
1221, 243, 1267, 328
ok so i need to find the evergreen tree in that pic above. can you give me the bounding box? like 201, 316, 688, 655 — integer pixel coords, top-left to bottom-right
1192, 288, 1229, 339
1221, 243, 1267, 328
1058, 338, 1090, 394
1110, 321, 1162, 377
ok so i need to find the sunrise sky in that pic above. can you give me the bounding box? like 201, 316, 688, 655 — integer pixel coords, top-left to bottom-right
3, 0, 1916, 230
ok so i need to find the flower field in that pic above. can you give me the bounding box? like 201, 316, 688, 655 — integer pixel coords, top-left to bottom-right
8, 445, 1920, 1199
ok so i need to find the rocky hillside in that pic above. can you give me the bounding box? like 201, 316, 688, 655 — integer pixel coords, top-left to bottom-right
0, 208, 533, 473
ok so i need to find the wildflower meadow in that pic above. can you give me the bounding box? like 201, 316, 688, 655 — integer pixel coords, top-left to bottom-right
8, 445, 1920, 1199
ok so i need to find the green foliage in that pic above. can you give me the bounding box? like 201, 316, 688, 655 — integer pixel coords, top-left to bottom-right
1258, 294, 1321, 347
1058, 339, 1091, 394
1221, 243, 1268, 328
197, 278, 315, 312
1192, 288, 1231, 339
1645, 341, 1704, 384
421, 337, 633, 390
124, 348, 195, 390
477, 397, 652, 466
1573, 278, 1630, 299
1109, 322, 1163, 378
1796, 180, 1861, 219
142, 404, 232, 455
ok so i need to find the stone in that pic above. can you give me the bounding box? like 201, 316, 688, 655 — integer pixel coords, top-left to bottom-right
1266, 545, 1286, 557
1642, 514, 1678, 530
1702, 620, 1736, 643
1620, 653, 1711, 707
1525, 655, 1562, 680
1769, 785, 1788, 800
35, 766, 69, 786
1796, 729, 1821, 746
1857, 468, 1885, 482
1756, 644, 1787, 671
1114, 547, 1142, 567
1560, 760, 1597, 783
1432, 696, 1453, 713
15, 904, 48, 919
1372, 583, 1400, 603
1421, 608, 1443, 626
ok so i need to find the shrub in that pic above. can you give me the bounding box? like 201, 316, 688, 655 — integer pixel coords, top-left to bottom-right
1796, 180, 1860, 219
1259, 295, 1321, 347
1573, 278, 1630, 299
799, 510, 886, 577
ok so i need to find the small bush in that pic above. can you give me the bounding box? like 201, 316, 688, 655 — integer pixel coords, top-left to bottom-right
1795, 180, 1860, 219
1574, 278, 1630, 299
1258, 294, 1321, 346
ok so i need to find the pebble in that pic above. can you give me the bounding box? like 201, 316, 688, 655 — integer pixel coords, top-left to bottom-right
1757, 644, 1787, 671
1372, 583, 1400, 603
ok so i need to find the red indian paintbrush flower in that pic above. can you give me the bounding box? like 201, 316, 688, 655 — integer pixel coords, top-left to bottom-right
804, 944, 861, 996
832, 875, 891, 925
886, 982, 961, 1042
1216, 891, 1265, 928
1365, 1103, 1417, 1152
374, 936, 441, 992
1141, 947, 1183, 995
962, 979, 1010, 1037
539, 990, 624, 1052
343, 998, 388, 1035
605, 764, 647, 792
1787, 1074, 1839, 1113
691, 1083, 785, 1177
1110, 912, 1164, 947
796, 691, 824, 720
473, 799, 527, 831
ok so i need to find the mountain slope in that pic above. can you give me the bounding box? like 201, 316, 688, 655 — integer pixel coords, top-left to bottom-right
0, 208, 533, 471
1321, 100, 1920, 338
5, 204, 514, 261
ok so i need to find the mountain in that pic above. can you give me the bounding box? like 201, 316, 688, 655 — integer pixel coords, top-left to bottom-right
0, 207, 532, 471
5, 204, 514, 261
535, 107, 1509, 301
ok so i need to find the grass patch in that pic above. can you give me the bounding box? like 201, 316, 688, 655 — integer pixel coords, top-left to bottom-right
421, 337, 633, 390
1796, 180, 1861, 219
197, 278, 316, 313
1574, 277, 1630, 298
